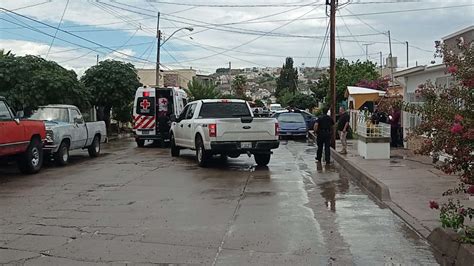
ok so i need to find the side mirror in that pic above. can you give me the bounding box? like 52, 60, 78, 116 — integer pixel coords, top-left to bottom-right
74, 118, 84, 124
14, 118, 20, 125
170, 114, 177, 122
16, 111, 24, 118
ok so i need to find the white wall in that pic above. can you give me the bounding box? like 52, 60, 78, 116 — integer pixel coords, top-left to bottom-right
402, 68, 448, 147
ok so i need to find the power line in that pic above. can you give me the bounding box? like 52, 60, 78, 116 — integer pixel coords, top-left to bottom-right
0, 8, 156, 64
139, 0, 324, 8
343, 7, 434, 53
167, 5, 321, 64
337, 8, 365, 55
316, 20, 330, 68
46, 0, 69, 58
11, 1, 51, 11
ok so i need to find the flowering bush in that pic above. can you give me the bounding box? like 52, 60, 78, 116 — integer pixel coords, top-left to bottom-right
406, 38, 473, 242
405, 38, 473, 183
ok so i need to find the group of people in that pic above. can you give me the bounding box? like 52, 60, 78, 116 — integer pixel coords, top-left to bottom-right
312, 105, 402, 167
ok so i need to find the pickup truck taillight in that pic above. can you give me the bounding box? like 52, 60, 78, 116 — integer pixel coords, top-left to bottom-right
275, 123, 280, 136
209, 124, 217, 137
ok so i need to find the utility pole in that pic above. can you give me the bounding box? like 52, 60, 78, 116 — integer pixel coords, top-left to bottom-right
388, 30, 394, 82
363, 43, 374, 61
155, 12, 161, 87
406, 41, 409, 68
96, 54, 99, 65
379, 51, 383, 76
328, 0, 337, 148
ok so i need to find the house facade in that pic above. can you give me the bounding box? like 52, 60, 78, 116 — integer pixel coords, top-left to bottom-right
136, 68, 196, 89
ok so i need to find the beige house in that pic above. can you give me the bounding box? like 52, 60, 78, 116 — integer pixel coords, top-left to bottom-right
136, 68, 196, 89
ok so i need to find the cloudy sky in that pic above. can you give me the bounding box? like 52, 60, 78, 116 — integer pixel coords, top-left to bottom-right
1, 0, 472, 76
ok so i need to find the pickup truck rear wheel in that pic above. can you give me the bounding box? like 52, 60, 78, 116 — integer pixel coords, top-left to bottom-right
18, 138, 43, 174
88, 135, 101, 157
55, 141, 70, 166
136, 139, 145, 148
195, 136, 210, 167
254, 154, 271, 166
170, 134, 180, 157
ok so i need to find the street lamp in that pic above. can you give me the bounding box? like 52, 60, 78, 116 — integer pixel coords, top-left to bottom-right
156, 20, 194, 86
161, 27, 194, 47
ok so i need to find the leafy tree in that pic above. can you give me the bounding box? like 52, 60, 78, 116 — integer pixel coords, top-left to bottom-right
81, 60, 141, 131
315, 58, 380, 102
254, 99, 265, 107
0, 49, 14, 59
232, 75, 247, 98
0, 54, 89, 115
278, 90, 317, 110
276, 57, 298, 96
185, 78, 220, 101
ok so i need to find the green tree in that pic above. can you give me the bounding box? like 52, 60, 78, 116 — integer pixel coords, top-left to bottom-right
254, 99, 265, 107
315, 58, 380, 102
0, 54, 89, 115
232, 75, 247, 98
81, 60, 141, 130
185, 79, 220, 101
276, 57, 298, 96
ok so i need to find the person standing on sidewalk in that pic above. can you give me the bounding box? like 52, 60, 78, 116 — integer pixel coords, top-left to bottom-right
314, 107, 334, 166
389, 106, 401, 147
337, 106, 350, 154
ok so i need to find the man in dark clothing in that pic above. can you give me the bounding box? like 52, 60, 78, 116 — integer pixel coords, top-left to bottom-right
314, 107, 334, 165
389, 107, 401, 147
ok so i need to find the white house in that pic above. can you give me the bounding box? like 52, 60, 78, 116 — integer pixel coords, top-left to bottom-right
394, 64, 451, 148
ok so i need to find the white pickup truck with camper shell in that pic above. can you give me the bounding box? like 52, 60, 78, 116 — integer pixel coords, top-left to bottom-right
29, 105, 107, 165
170, 99, 280, 167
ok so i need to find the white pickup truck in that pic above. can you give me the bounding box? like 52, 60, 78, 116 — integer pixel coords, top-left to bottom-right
170, 99, 280, 167
29, 105, 107, 165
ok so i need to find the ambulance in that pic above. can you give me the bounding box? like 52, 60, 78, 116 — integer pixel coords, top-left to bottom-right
133, 86, 188, 147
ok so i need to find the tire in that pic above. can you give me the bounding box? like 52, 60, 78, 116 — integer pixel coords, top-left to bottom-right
88, 135, 101, 157
170, 134, 180, 157
18, 138, 43, 174
54, 141, 70, 166
195, 136, 210, 167
254, 154, 271, 166
136, 139, 145, 147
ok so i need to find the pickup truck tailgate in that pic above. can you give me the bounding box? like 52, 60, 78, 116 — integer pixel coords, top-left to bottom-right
215, 118, 277, 142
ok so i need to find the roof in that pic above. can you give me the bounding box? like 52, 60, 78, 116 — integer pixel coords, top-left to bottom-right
394, 64, 446, 78
346, 86, 385, 96
200, 99, 246, 103
442, 25, 474, 41
40, 104, 78, 109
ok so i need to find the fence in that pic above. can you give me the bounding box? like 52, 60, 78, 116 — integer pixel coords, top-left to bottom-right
356, 112, 390, 138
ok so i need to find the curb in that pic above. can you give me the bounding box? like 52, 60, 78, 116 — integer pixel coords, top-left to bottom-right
107, 133, 133, 142
325, 136, 474, 265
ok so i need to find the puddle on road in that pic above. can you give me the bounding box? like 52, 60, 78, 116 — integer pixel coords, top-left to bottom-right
292, 142, 440, 265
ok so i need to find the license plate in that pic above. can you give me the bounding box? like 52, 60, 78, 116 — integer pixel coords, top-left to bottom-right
141, 130, 149, 135
240, 142, 252, 149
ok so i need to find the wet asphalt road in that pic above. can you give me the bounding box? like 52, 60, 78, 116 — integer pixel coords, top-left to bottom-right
0, 138, 439, 265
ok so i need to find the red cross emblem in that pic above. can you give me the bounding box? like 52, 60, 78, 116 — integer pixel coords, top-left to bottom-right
140, 99, 151, 110
160, 98, 168, 105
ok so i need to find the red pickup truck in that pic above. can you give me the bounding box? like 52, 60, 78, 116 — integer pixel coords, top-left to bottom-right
0, 96, 46, 174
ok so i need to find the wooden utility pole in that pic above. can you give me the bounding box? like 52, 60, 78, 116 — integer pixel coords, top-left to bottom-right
155, 12, 161, 87
388, 30, 394, 82
406, 41, 409, 68
329, 0, 337, 148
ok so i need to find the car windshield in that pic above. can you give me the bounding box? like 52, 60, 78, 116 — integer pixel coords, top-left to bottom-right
277, 113, 305, 123
30, 107, 69, 123
199, 102, 251, 118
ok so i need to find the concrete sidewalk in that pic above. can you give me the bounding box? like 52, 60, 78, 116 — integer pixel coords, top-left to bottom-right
326, 138, 474, 265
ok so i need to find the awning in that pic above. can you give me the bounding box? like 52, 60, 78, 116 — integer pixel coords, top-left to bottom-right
345, 86, 386, 110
